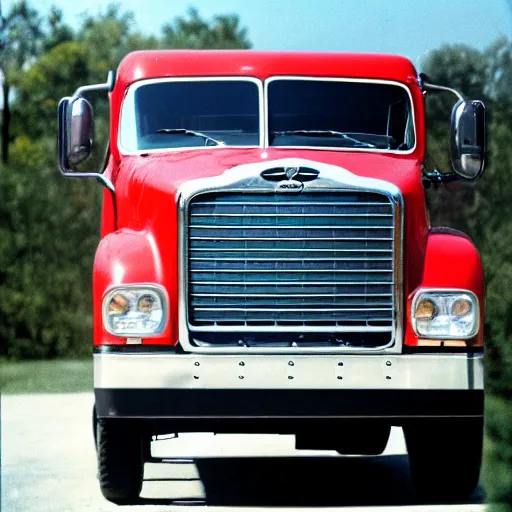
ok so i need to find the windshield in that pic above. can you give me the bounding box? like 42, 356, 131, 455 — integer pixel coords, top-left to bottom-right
268, 79, 415, 151
119, 77, 415, 153
120, 79, 260, 151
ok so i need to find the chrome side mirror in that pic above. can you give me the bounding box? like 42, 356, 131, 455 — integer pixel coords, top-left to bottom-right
450, 100, 486, 181
58, 96, 94, 170
56, 71, 115, 192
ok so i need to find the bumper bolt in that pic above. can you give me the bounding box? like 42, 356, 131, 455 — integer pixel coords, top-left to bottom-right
194, 362, 200, 367
239, 361, 245, 366
288, 361, 294, 366
386, 361, 392, 367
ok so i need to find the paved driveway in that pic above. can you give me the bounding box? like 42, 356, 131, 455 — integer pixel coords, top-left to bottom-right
1, 393, 484, 511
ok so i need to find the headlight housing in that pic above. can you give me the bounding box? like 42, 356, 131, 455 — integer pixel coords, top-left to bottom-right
103, 285, 167, 336
411, 290, 479, 339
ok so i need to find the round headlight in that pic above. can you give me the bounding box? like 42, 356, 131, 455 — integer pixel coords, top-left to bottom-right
451, 298, 472, 317
137, 294, 155, 313
109, 294, 129, 315
415, 298, 436, 320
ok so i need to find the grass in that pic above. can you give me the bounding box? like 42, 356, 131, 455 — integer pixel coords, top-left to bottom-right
0, 359, 92, 394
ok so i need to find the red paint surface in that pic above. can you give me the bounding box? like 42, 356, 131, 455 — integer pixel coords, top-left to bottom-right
93, 51, 483, 348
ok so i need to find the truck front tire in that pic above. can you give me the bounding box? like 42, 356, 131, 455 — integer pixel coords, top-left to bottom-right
404, 418, 483, 501
97, 418, 144, 504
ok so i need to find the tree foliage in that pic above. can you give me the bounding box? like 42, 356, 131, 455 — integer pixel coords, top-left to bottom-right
0, 1, 252, 359
161, 7, 251, 49
422, 39, 512, 511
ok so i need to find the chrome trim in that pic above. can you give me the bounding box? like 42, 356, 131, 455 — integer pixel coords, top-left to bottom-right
191, 257, 393, 262
73, 70, 115, 97
192, 293, 393, 297
94, 353, 484, 390
411, 288, 480, 340
263, 76, 417, 154
57, 96, 115, 192
191, 237, 393, 241
189, 225, 394, 230
191, 213, 394, 217
101, 283, 169, 338
117, 76, 264, 156
191, 248, 392, 253
422, 82, 464, 102
178, 157, 404, 354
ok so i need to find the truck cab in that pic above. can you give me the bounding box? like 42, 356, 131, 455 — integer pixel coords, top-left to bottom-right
58, 51, 486, 504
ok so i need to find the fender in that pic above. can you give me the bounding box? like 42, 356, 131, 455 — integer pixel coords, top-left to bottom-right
404, 228, 485, 347
93, 229, 177, 346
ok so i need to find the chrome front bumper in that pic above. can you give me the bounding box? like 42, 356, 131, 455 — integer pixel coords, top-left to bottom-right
94, 352, 483, 390
94, 352, 483, 419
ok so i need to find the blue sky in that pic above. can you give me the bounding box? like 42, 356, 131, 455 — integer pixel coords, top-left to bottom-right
6, 0, 512, 70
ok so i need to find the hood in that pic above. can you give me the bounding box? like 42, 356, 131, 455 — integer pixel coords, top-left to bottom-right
114, 151, 429, 282
115, 148, 423, 202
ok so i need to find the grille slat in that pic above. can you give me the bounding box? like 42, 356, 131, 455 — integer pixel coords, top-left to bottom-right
191, 237, 394, 241
192, 293, 393, 297
190, 225, 394, 229
193, 201, 391, 206
191, 257, 392, 262
187, 191, 395, 342
191, 213, 393, 217
191, 281, 393, 286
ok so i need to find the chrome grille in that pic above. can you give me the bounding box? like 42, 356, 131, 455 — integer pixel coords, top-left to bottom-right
187, 191, 395, 338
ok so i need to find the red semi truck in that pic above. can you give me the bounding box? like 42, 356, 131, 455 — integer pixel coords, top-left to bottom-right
58, 51, 486, 504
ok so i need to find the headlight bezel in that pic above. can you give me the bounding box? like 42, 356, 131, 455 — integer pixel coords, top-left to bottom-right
102, 283, 168, 337
411, 288, 479, 340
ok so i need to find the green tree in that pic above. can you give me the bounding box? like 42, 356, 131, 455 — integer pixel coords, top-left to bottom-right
161, 7, 251, 49
0, 1, 253, 360
422, 38, 512, 511
0, 0, 42, 163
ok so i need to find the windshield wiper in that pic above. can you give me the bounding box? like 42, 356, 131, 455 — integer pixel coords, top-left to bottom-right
155, 128, 224, 146
271, 130, 376, 148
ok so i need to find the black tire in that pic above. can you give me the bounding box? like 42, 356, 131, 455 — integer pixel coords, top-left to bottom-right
97, 418, 144, 504
92, 404, 98, 451
336, 423, 391, 455
404, 418, 483, 501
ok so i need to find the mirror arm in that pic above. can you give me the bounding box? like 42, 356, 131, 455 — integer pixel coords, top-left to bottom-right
420, 81, 464, 102
62, 172, 115, 193
73, 70, 115, 97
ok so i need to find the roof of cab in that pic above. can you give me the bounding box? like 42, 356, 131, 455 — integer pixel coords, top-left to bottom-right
115, 50, 418, 88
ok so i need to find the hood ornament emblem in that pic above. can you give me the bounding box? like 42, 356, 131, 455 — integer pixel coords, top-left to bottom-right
285, 167, 300, 180
260, 166, 320, 194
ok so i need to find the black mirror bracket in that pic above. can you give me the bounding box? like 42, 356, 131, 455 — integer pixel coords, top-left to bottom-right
422, 168, 459, 189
